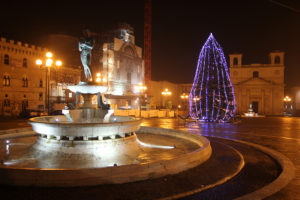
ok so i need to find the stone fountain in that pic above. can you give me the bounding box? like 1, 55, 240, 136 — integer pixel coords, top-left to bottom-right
0, 31, 212, 186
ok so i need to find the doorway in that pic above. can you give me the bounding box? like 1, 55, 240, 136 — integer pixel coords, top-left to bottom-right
252, 101, 259, 113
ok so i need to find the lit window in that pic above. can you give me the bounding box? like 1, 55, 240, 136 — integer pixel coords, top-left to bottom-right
22, 77, 28, 87
3, 76, 10, 86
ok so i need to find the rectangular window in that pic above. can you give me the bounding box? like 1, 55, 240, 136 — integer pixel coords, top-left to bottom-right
39, 92, 43, 101
4, 99, 10, 107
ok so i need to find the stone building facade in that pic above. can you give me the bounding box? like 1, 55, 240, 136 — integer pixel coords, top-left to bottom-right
90, 24, 144, 109
0, 37, 81, 116
48, 65, 81, 111
0, 37, 48, 116
148, 80, 192, 110
229, 51, 285, 115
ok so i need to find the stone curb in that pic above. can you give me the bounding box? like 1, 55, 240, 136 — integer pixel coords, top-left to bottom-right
160, 141, 245, 200
233, 139, 295, 200
162, 136, 295, 200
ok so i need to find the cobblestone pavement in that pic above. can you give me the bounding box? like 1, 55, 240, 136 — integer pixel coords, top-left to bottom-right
141, 117, 300, 200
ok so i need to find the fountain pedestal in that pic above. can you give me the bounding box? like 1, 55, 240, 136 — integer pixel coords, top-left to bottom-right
64, 82, 112, 122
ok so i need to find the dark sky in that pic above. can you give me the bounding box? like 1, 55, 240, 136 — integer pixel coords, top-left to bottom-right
1, 0, 300, 87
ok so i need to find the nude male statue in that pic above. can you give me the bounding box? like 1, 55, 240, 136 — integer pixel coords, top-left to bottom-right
79, 29, 93, 81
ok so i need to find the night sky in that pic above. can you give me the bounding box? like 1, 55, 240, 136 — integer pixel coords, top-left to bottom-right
1, 0, 300, 87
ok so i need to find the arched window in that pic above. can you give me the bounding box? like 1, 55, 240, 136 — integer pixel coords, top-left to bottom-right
39, 79, 43, 87
4, 94, 10, 107
4, 54, 9, 65
275, 56, 280, 64
39, 92, 43, 101
253, 71, 259, 78
22, 77, 28, 87
3, 76, 10, 86
233, 58, 238, 65
23, 58, 27, 67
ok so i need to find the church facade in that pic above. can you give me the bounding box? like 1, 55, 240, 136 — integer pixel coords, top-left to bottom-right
89, 24, 144, 109
229, 51, 284, 115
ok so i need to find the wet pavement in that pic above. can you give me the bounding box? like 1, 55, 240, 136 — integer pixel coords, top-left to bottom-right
141, 117, 300, 199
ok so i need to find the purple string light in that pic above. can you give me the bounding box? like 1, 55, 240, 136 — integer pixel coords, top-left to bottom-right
189, 33, 236, 122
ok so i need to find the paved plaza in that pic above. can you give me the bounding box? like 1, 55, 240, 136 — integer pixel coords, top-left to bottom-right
0, 116, 299, 199
142, 117, 300, 199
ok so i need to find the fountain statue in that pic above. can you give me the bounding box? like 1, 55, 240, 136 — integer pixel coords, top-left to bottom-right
79, 29, 93, 81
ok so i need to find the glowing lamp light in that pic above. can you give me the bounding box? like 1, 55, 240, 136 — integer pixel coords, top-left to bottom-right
46, 52, 53, 58
96, 73, 101, 77
134, 83, 147, 93
284, 96, 291, 102
162, 89, 172, 96
45, 58, 53, 67
36, 59, 42, 65
181, 93, 189, 99
55, 60, 62, 67
96, 77, 101, 83
193, 97, 200, 101
103, 78, 107, 82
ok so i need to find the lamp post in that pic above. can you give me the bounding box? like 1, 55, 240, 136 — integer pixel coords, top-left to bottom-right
283, 95, 292, 116
36, 52, 62, 115
135, 83, 147, 118
180, 93, 189, 112
161, 88, 172, 109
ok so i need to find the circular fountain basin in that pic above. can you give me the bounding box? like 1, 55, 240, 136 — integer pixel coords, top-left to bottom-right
0, 121, 211, 186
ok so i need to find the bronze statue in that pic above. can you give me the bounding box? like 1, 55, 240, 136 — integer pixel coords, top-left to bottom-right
79, 29, 93, 81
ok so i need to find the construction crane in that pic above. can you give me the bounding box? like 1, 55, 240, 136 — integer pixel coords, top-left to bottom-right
144, 0, 152, 87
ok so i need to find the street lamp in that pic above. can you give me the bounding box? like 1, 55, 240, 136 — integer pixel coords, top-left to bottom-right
135, 83, 147, 117
162, 88, 172, 109
36, 52, 62, 115
283, 96, 292, 116
193, 96, 200, 101
180, 93, 189, 112
283, 96, 291, 102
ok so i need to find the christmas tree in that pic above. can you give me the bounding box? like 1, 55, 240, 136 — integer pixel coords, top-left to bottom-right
189, 33, 236, 122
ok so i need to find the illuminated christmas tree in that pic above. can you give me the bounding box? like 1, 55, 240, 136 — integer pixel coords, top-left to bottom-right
189, 33, 236, 122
